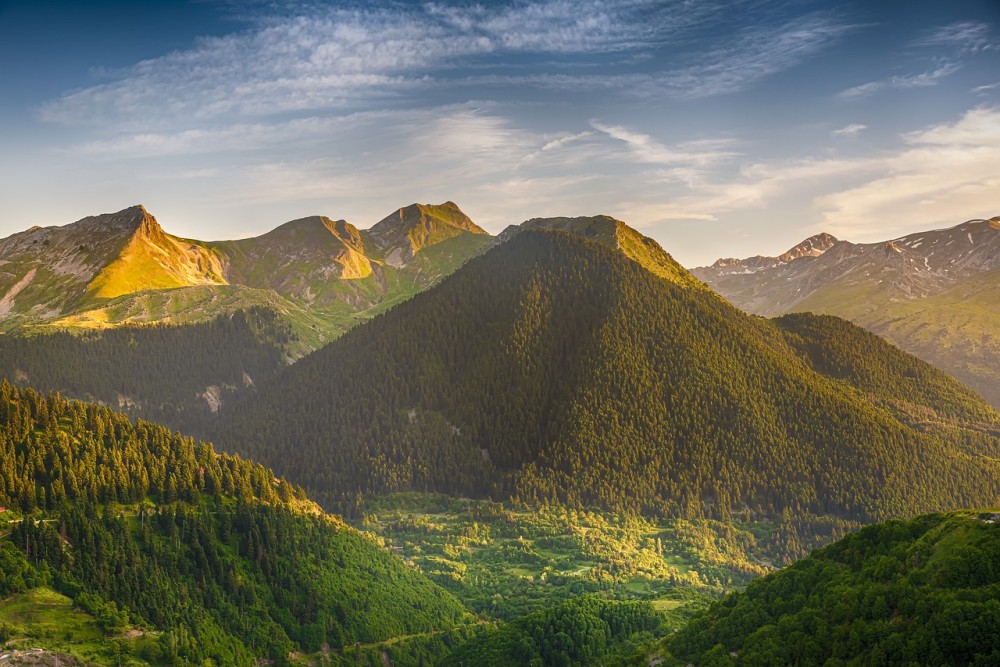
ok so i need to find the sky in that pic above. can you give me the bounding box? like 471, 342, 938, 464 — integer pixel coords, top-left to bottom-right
1, 0, 999, 266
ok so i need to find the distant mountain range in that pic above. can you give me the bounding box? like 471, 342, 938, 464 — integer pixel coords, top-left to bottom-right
0, 202, 490, 355
693, 216, 1000, 408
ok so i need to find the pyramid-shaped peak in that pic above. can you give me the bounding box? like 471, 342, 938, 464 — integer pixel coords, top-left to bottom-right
67, 204, 164, 239
506, 214, 702, 289
370, 201, 486, 236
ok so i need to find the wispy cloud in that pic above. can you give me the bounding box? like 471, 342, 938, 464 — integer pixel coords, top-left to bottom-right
814, 107, 1000, 236
832, 123, 867, 137
590, 120, 739, 165
837, 21, 996, 101
38, 0, 723, 127
39, 0, 857, 130
650, 13, 856, 99
603, 107, 1000, 243
915, 21, 996, 55
837, 62, 960, 99
540, 132, 594, 152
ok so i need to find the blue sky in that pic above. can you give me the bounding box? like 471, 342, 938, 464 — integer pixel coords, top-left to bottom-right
1, 0, 999, 266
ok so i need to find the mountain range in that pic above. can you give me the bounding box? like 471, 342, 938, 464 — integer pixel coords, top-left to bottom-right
693, 216, 1000, 408
0, 202, 489, 355
215, 225, 1000, 522
2, 202, 1000, 665
0, 210, 699, 433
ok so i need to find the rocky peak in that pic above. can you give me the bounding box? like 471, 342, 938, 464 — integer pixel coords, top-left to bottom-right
368, 202, 486, 239
365, 202, 487, 264
67, 204, 165, 242
706, 232, 838, 273
778, 232, 838, 262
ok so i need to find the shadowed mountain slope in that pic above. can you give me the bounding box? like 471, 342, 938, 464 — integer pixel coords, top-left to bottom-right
216, 229, 1000, 521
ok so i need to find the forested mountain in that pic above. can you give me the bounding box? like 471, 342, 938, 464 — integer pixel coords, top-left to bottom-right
216, 229, 1000, 521
693, 216, 1000, 409
0, 202, 490, 353
495, 215, 704, 288
660, 510, 1000, 665
0, 309, 288, 435
0, 382, 467, 665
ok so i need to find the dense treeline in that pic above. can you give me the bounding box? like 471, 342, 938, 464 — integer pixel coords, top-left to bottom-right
217, 230, 1000, 521
0, 308, 288, 435
664, 511, 1000, 665
0, 382, 466, 665
442, 596, 662, 666
775, 312, 999, 428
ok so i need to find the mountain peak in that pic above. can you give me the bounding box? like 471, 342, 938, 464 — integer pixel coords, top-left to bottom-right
498, 214, 703, 288
778, 232, 838, 262
706, 232, 838, 273
70, 204, 165, 240
265, 215, 357, 241
370, 201, 486, 237
366, 201, 488, 264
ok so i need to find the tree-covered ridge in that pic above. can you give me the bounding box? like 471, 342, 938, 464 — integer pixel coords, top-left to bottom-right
442, 596, 663, 667
661, 510, 1000, 666
504, 215, 704, 289
774, 312, 1000, 428
217, 230, 1000, 522
0, 309, 288, 436
0, 382, 467, 665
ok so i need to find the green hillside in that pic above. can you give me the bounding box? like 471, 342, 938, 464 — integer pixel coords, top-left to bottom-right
441, 596, 663, 667
0, 382, 467, 666
216, 230, 1000, 522
0, 309, 289, 435
659, 510, 1000, 666
774, 313, 999, 428
853, 264, 1000, 411
49, 284, 332, 358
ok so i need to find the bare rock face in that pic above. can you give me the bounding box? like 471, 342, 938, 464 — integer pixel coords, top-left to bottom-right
693, 218, 1000, 315
706, 232, 839, 275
